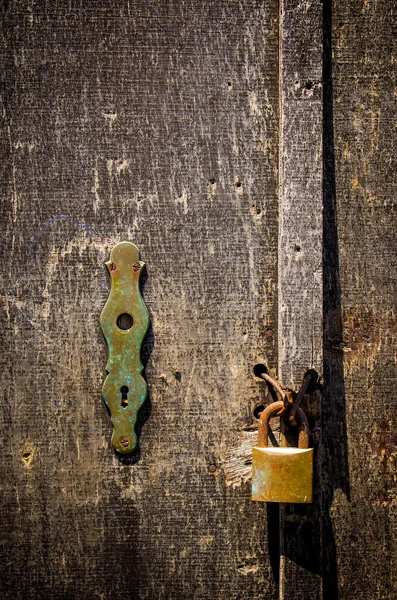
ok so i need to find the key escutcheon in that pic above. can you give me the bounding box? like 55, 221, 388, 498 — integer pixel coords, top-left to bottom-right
100, 242, 149, 454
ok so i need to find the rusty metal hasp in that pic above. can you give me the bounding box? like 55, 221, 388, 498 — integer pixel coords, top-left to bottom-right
100, 242, 149, 454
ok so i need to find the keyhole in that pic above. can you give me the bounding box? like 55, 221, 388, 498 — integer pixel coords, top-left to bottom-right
120, 386, 129, 408
117, 313, 134, 331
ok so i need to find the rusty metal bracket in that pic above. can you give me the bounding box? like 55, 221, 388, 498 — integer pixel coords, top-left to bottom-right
100, 242, 149, 454
259, 369, 318, 427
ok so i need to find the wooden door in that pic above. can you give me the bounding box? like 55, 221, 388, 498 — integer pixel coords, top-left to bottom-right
1, 1, 396, 599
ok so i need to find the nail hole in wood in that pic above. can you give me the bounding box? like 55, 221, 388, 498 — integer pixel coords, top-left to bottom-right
253, 405, 265, 420
253, 363, 268, 377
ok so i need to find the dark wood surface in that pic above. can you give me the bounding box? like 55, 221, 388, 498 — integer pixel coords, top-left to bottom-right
0, 1, 280, 599
325, 0, 397, 598
1, 1, 396, 599
278, 0, 323, 597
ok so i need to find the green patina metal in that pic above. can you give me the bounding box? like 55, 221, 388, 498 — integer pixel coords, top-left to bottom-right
100, 242, 149, 454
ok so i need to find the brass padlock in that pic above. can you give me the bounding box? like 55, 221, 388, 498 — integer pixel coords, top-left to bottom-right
252, 401, 313, 503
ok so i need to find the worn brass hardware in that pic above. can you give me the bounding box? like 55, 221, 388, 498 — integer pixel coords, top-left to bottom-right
252, 399, 313, 503
100, 242, 149, 454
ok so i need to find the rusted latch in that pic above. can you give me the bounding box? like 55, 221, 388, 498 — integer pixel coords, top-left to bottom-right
100, 242, 149, 454
252, 370, 316, 503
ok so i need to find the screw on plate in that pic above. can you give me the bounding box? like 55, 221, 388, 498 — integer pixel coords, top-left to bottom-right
120, 437, 130, 448
132, 263, 141, 272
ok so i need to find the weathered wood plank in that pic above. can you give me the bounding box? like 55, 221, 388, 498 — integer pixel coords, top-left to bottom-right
0, 1, 280, 599
1, 1, 396, 598
278, 0, 323, 598
278, 0, 323, 389
328, 0, 397, 598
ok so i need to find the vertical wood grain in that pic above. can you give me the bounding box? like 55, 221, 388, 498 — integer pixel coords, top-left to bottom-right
278, 1, 323, 598
1, 1, 396, 598
328, 0, 397, 598
278, 0, 323, 387
0, 1, 280, 598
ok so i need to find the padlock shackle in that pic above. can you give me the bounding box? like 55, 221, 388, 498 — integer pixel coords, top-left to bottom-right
258, 401, 309, 449
257, 401, 284, 447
